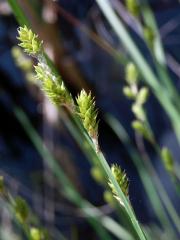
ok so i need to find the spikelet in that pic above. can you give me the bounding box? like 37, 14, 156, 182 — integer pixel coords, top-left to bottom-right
14, 197, 29, 224
76, 90, 99, 140
161, 147, 174, 174
123, 86, 137, 99
136, 87, 149, 105
17, 26, 42, 56
35, 63, 74, 110
30, 228, 42, 240
125, 62, 139, 85
109, 164, 129, 205
12, 46, 33, 71
91, 166, 104, 184
17, 26, 74, 111
125, 0, 140, 17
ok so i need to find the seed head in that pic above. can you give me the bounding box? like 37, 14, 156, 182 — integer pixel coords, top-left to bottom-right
132, 103, 145, 121
35, 63, 74, 109
125, 0, 140, 17
109, 164, 129, 198
14, 197, 29, 224
161, 147, 174, 174
30, 228, 42, 240
17, 26, 42, 55
76, 90, 98, 139
91, 166, 104, 184
123, 86, 136, 99
12, 46, 33, 71
125, 62, 138, 85
136, 87, 149, 105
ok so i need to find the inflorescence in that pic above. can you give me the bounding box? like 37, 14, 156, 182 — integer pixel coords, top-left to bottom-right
109, 164, 129, 205
17, 25, 130, 207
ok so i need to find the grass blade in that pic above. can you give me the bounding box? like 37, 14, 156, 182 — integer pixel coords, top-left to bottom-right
7, 0, 30, 26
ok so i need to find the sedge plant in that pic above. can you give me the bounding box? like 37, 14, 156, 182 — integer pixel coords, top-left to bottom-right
15, 25, 147, 240
6, 1, 180, 240
6, 1, 142, 239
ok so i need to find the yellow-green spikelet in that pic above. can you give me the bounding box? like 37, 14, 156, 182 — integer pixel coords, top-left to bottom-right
76, 90, 98, 139
109, 164, 129, 197
17, 26, 42, 55
35, 63, 74, 109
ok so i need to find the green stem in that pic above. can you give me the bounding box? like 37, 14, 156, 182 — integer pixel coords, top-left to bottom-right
8, 0, 30, 27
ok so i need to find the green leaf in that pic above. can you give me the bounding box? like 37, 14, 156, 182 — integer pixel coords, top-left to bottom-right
7, 0, 30, 27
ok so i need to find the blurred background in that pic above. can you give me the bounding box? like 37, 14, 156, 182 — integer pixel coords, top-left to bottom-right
0, 0, 180, 239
